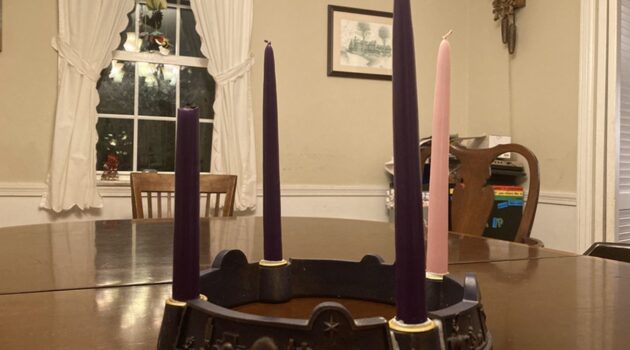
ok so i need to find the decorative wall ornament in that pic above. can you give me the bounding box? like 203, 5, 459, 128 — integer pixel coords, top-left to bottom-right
492, 0, 526, 54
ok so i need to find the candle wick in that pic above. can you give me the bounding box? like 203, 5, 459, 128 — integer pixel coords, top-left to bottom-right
442, 30, 453, 40
264, 40, 271, 46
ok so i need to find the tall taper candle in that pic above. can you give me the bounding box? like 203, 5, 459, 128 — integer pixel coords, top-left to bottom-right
392, 0, 428, 324
263, 41, 283, 262
172, 106, 200, 301
426, 32, 452, 278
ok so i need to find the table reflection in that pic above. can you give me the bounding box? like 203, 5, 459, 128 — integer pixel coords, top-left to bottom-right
0, 217, 571, 295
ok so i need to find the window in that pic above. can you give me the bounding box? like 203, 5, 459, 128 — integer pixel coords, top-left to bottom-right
96, 0, 214, 174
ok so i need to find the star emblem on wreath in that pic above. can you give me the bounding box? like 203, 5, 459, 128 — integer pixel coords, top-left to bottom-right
323, 314, 340, 337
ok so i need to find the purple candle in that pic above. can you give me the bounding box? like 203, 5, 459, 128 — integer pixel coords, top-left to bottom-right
262, 41, 283, 262
172, 106, 200, 301
392, 0, 428, 324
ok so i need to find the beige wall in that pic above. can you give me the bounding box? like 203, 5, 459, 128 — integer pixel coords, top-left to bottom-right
0, 0, 57, 183
0, 0, 578, 193
413, 0, 470, 138
466, 0, 580, 192
251, 0, 470, 185
510, 0, 579, 192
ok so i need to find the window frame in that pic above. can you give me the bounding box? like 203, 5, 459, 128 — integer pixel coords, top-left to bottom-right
96, 0, 212, 182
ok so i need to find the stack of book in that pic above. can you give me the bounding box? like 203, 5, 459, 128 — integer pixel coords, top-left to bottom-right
482, 185, 524, 241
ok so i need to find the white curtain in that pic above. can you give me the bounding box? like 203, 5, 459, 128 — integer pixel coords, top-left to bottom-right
40, 0, 135, 212
191, 0, 257, 211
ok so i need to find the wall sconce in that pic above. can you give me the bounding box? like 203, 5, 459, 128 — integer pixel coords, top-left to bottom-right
492, 0, 526, 54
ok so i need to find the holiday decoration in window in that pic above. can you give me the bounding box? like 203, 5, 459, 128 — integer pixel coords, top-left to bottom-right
141, 0, 172, 55
99, 130, 132, 180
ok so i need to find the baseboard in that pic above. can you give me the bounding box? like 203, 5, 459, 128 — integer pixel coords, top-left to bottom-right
256, 184, 389, 197
0, 182, 47, 197
0, 182, 577, 204
0, 182, 579, 253
537, 192, 576, 206
0, 182, 391, 198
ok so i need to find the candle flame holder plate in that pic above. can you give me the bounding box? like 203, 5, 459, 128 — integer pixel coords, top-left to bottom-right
158, 250, 491, 350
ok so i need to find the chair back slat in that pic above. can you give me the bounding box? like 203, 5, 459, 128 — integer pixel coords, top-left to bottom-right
204, 194, 211, 217
157, 192, 163, 218
167, 192, 173, 217
147, 192, 153, 218
130, 173, 237, 219
214, 194, 221, 217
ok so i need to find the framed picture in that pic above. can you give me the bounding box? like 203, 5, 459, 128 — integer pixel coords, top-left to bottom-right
327, 5, 393, 80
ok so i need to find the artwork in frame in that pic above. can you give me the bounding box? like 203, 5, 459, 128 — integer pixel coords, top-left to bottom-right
327, 5, 393, 80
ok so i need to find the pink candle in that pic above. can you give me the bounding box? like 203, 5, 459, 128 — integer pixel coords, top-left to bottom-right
426, 32, 451, 278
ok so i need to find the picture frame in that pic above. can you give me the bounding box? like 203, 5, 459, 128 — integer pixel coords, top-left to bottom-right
327, 5, 393, 80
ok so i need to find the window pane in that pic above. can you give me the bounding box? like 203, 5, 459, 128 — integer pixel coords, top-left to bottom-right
97, 61, 135, 115
140, 5, 176, 55
138, 120, 175, 171
180, 9, 203, 58
96, 118, 134, 171
117, 7, 137, 52
180, 66, 215, 119
200, 122, 213, 172
138, 63, 177, 117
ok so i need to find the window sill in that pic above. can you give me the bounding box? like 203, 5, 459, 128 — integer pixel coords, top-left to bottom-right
96, 176, 131, 197
97, 179, 130, 187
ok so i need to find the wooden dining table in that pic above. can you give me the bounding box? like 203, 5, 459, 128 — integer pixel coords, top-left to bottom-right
0, 216, 627, 349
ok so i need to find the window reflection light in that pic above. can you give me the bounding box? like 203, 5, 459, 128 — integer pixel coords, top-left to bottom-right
164, 65, 178, 85
120, 287, 152, 330
138, 62, 156, 77
145, 75, 157, 87
109, 60, 126, 83
138, 62, 178, 87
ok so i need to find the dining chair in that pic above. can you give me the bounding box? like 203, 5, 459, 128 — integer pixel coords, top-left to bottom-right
420, 143, 541, 245
584, 242, 630, 263
130, 172, 237, 219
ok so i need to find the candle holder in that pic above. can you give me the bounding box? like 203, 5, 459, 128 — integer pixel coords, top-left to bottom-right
157, 249, 491, 349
